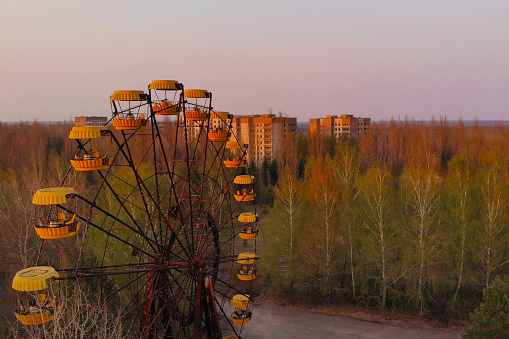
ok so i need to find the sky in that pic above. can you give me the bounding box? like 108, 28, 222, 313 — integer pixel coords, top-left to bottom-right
1, 1, 509, 122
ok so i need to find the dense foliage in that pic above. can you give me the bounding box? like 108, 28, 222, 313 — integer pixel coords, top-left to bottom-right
463, 277, 509, 338
262, 118, 509, 321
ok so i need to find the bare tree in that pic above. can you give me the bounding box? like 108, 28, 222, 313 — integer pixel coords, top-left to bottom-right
11, 283, 124, 339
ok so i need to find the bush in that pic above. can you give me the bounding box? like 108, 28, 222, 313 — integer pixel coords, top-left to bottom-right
463, 277, 509, 339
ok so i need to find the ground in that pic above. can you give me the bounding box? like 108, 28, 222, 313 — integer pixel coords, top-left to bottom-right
238, 298, 466, 339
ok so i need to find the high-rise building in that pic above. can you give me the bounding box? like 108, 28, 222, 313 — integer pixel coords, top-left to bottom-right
230, 114, 297, 166
310, 114, 370, 138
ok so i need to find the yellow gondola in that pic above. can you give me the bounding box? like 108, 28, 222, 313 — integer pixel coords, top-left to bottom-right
234, 191, 255, 202
239, 226, 258, 240
238, 212, 259, 240
230, 294, 252, 325
234, 175, 255, 201
112, 113, 147, 130
33, 187, 81, 239
70, 151, 113, 171
225, 141, 245, 150
234, 175, 254, 185
208, 129, 230, 141
184, 89, 211, 121
236, 252, 257, 281
69, 126, 113, 171
224, 141, 247, 168
152, 100, 180, 115
12, 267, 60, 325
208, 111, 232, 142
110, 90, 148, 130
184, 89, 211, 99
185, 108, 209, 121
149, 80, 183, 115
224, 159, 246, 168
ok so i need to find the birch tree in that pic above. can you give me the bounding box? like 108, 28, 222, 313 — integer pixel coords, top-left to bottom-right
478, 149, 508, 288
333, 142, 360, 300
401, 167, 441, 313
446, 152, 474, 299
358, 167, 393, 309
265, 166, 305, 291
302, 157, 341, 298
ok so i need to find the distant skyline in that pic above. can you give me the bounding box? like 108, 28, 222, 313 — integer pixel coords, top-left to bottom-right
2, 1, 509, 122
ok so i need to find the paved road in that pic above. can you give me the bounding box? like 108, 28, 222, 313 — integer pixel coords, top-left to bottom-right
234, 303, 464, 339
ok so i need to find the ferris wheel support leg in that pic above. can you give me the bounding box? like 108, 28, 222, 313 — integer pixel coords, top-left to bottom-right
205, 277, 222, 339
194, 271, 205, 339
140, 270, 156, 339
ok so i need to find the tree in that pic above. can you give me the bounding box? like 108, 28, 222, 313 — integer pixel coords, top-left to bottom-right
333, 141, 360, 300
302, 157, 341, 298
297, 157, 306, 180
446, 152, 474, 300
268, 159, 279, 186
265, 166, 305, 291
387, 118, 405, 176
358, 166, 394, 309
276, 131, 298, 174
261, 159, 270, 187
401, 167, 441, 313
11, 284, 124, 339
463, 276, 509, 339
478, 149, 508, 288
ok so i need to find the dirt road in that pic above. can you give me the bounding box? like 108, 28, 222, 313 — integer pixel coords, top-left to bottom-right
236, 303, 464, 339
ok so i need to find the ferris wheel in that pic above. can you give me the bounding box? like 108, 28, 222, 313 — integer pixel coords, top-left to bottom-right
11, 80, 261, 338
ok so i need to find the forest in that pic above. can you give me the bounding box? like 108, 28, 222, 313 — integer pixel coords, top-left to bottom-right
0, 118, 509, 336
259, 118, 509, 321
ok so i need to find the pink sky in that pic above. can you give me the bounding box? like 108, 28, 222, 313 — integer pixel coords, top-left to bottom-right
2, 1, 509, 122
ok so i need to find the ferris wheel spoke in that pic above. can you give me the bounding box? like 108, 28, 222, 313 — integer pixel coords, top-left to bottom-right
112, 131, 172, 224
213, 276, 254, 301
214, 295, 241, 339
194, 217, 220, 264
121, 135, 164, 249
56, 263, 189, 280
199, 224, 237, 262
173, 274, 196, 337
123, 269, 188, 321
111, 135, 198, 260
96, 172, 160, 251
55, 205, 159, 260
70, 196, 172, 255
103, 270, 150, 302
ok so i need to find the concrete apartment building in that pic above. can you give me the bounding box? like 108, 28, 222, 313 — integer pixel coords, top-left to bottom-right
183, 113, 297, 166
310, 114, 371, 138
230, 114, 297, 166
75, 116, 108, 126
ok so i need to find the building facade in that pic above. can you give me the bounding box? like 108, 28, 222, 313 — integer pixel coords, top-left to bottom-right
310, 114, 370, 138
230, 114, 297, 166
75, 116, 108, 126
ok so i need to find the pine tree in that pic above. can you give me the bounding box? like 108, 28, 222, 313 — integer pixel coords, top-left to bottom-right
463, 276, 509, 339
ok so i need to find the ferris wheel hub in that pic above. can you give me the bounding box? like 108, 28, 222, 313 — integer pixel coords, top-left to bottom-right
188, 256, 205, 276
